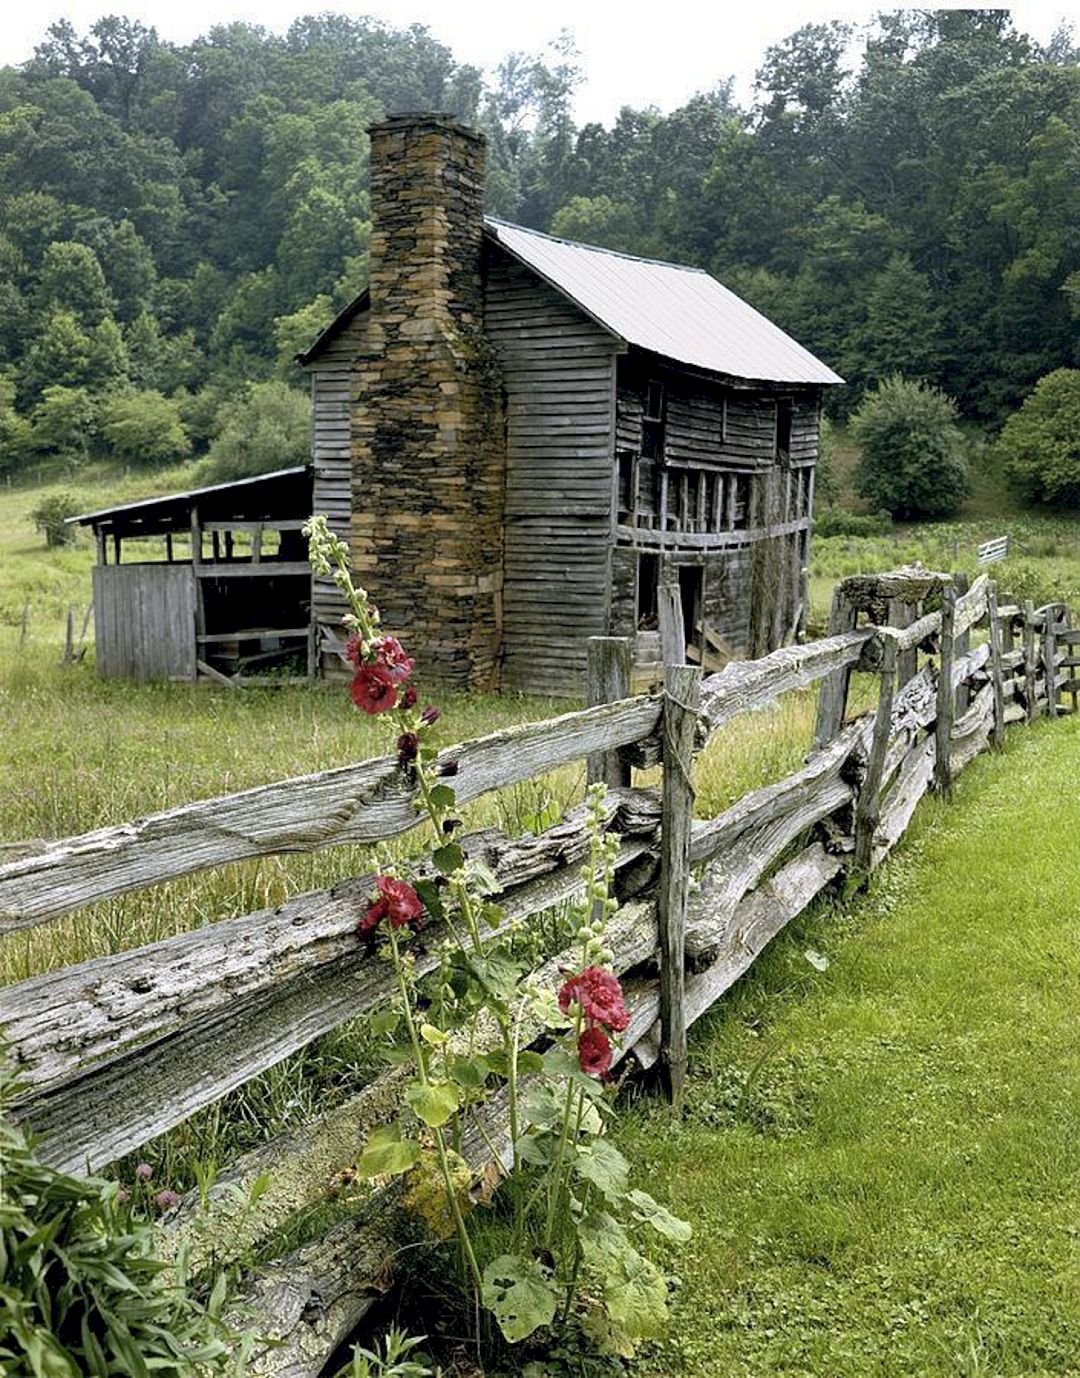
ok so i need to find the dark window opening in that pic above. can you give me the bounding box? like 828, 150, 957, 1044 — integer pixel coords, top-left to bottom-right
733, 474, 751, 530
776, 397, 793, 460
617, 450, 635, 521
637, 552, 659, 627
642, 379, 666, 461
679, 564, 703, 652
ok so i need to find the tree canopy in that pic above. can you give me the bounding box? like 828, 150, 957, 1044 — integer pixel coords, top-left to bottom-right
0, 10, 1077, 479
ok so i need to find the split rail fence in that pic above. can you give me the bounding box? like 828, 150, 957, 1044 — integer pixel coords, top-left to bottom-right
0, 565, 1073, 1375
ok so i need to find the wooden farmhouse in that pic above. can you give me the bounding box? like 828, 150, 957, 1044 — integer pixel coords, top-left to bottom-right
71, 467, 314, 683
299, 113, 841, 696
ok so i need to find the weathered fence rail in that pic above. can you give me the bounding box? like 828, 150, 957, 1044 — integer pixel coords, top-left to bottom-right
0, 567, 1072, 1375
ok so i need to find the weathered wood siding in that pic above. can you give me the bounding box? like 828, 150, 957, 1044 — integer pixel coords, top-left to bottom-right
484, 246, 619, 694
93, 564, 196, 682
309, 311, 368, 666
613, 357, 820, 657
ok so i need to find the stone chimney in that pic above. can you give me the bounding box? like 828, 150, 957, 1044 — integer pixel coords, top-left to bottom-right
351, 113, 505, 690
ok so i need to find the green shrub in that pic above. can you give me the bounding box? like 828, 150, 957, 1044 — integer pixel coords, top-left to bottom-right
101, 390, 192, 468
813, 506, 892, 538
0, 1065, 231, 1376
205, 381, 310, 482
29, 490, 81, 547
995, 368, 1080, 508
852, 376, 969, 519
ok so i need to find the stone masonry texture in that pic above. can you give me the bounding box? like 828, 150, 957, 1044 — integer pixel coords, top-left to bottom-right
351, 114, 506, 691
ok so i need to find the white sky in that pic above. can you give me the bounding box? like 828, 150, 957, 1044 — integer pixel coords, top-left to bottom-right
0, 2, 1073, 125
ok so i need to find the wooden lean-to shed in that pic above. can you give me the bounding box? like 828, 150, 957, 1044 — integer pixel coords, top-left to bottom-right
300, 113, 842, 695
71, 467, 314, 683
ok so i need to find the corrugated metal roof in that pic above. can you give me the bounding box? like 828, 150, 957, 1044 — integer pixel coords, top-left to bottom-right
485, 218, 842, 386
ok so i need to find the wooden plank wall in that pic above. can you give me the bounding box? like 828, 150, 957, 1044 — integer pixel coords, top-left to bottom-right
93, 564, 196, 682
485, 247, 619, 694
308, 311, 368, 668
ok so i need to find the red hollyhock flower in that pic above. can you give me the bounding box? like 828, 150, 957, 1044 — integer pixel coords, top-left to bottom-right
344, 634, 365, 668
358, 875, 424, 940
397, 731, 419, 764
358, 895, 389, 939
401, 685, 418, 708
578, 1026, 613, 1077
372, 635, 414, 682
420, 704, 441, 726
558, 966, 630, 1033
351, 662, 397, 714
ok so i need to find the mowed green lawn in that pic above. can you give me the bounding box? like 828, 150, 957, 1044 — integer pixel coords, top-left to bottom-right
620, 712, 1080, 1377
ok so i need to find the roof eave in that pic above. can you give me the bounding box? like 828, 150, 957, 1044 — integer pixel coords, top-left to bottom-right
296, 290, 370, 366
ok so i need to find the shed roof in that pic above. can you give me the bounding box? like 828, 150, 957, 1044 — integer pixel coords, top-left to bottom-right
484, 220, 842, 386
71, 466, 313, 538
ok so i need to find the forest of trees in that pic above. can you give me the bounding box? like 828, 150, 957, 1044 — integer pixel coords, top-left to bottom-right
0, 8, 1077, 484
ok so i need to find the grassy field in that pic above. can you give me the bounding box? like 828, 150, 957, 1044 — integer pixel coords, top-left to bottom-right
619, 714, 1080, 1375
3, 458, 1080, 1369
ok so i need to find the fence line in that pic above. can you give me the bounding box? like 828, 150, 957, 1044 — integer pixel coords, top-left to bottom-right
0, 566, 1072, 1376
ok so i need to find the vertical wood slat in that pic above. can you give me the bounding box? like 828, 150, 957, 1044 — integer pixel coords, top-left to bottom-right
813, 586, 858, 747
586, 637, 634, 787
1043, 607, 1059, 720
934, 583, 957, 796
1023, 599, 1038, 722
987, 582, 1006, 749
853, 637, 897, 871
658, 561, 684, 667
658, 662, 701, 1109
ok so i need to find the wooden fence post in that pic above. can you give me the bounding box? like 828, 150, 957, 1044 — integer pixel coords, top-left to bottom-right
586, 636, 634, 787
987, 581, 1005, 750
934, 582, 957, 796
853, 636, 897, 871
657, 560, 684, 668
658, 662, 701, 1109
888, 597, 918, 688
953, 571, 971, 715
1043, 606, 1059, 720
1022, 599, 1037, 723
813, 585, 858, 748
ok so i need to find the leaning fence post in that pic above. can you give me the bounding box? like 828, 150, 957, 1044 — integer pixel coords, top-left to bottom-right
853, 634, 897, 872
658, 662, 701, 1109
1042, 606, 1059, 720
814, 584, 858, 748
586, 636, 634, 787
1022, 599, 1037, 723
987, 581, 1005, 750
934, 582, 957, 796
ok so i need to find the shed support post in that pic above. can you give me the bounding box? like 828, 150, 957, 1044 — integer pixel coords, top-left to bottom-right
934, 583, 957, 797
586, 637, 634, 787
658, 662, 701, 1109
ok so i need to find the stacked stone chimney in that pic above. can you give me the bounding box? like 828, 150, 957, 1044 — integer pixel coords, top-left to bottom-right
351, 113, 505, 690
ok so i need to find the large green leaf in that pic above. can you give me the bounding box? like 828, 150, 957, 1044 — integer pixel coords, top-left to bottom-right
602, 1245, 669, 1341
405, 1080, 460, 1128
574, 1138, 630, 1201
626, 1189, 693, 1242
481, 1254, 558, 1343
356, 1124, 423, 1178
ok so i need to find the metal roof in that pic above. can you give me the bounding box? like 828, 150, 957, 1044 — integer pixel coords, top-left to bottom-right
484, 219, 843, 386
71, 466, 312, 534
